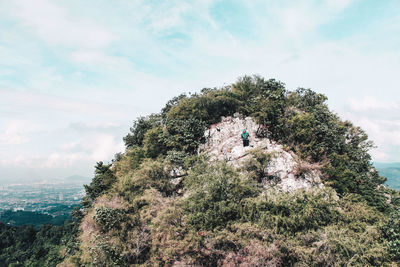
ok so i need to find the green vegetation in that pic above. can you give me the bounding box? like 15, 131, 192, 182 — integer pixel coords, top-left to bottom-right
0, 219, 80, 266
2, 75, 399, 265
0, 210, 73, 228
64, 156, 398, 266
381, 208, 400, 260
82, 161, 116, 208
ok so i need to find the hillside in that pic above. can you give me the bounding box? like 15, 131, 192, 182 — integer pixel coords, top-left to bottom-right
3, 76, 399, 266
63, 76, 399, 266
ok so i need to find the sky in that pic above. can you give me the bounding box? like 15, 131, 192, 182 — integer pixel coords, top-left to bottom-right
0, 0, 399, 182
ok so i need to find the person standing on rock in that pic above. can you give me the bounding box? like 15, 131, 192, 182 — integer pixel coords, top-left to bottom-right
241, 129, 250, 147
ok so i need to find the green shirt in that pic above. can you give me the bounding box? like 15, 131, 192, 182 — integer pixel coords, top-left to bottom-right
241, 131, 249, 140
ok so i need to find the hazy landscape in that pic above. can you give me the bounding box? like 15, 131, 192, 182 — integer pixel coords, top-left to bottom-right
0, 175, 90, 227
375, 162, 400, 190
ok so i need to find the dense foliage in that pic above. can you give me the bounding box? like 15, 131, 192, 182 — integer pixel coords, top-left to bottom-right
381, 208, 400, 260
82, 161, 116, 208
0, 210, 73, 228
0, 219, 80, 266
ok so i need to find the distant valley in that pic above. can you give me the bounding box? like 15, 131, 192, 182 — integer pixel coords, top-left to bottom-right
0, 175, 90, 227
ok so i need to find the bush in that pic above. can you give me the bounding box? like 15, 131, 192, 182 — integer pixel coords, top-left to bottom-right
231, 75, 286, 117
164, 116, 206, 154
0, 220, 80, 267
184, 161, 259, 230
123, 115, 162, 148
82, 162, 116, 208
165, 150, 188, 166
113, 147, 146, 177
242, 150, 276, 183
242, 189, 340, 235
165, 89, 240, 125
117, 159, 174, 200
381, 208, 400, 261
142, 126, 168, 158
94, 207, 127, 233
161, 93, 187, 119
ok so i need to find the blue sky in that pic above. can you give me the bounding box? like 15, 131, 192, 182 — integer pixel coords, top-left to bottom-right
1, 0, 400, 182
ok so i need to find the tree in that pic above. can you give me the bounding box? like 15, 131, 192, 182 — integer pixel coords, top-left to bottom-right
82, 161, 116, 208
123, 115, 162, 148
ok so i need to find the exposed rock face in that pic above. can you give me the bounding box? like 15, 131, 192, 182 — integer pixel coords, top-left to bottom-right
198, 115, 323, 191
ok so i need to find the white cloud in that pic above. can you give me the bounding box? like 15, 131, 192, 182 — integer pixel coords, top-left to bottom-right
71, 50, 118, 65
42, 133, 124, 168
87, 134, 124, 161
1, 154, 38, 168
11, 0, 116, 48
0, 89, 137, 119
60, 140, 81, 151
144, 2, 191, 33
348, 97, 400, 112
1, 133, 124, 170
0, 121, 37, 145
280, 5, 319, 37
42, 134, 124, 168
260, 0, 356, 39
324, 0, 353, 9
341, 96, 400, 162
370, 149, 390, 162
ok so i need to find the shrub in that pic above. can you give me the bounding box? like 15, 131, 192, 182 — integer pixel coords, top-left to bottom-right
164, 116, 206, 154
184, 161, 259, 230
242, 150, 276, 183
123, 115, 162, 148
165, 150, 188, 167
231, 75, 286, 116
142, 126, 168, 158
82, 162, 116, 208
117, 159, 174, 200
161, 93, 187, 119
381, 208, 400, 261
90, 235, 126, 267
165, 89, 240, 125
63, 75, 398, 266
94, 207, 127, 233
113, 147, 146, 177
242, 189, 340, 235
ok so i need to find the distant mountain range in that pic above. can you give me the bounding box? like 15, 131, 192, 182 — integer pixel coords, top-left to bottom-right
375, 162, 400, 190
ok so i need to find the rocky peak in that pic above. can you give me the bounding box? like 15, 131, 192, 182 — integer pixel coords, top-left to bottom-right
199, 114, 323, 191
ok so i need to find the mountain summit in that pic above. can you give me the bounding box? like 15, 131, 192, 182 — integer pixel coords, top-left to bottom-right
57, 76, 399, 266
199, 115, 322, 191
